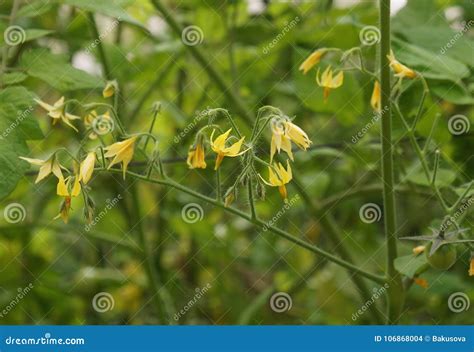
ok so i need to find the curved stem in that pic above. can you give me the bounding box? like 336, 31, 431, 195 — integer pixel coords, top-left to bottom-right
103, 168, 385, 285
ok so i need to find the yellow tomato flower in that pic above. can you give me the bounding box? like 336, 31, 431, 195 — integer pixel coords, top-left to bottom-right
299, 48, 328, 75
270, 121, 293, 162
84, 110, 113, 139
285, 120, 311, 151
371, 81, 381, 112
270, 118, 311, 162
35, 96, 80, 131
210, 129, 248, 170
187, 140, 207, 169
260, 161, 293, 200
387, 51, 416, 79
316, 66, 344, 101
469, 257, 474, 276
412, 245, 425, 256
19, 155, 71, 196
79, 152, 96, 184
103, 80, 117, 98
104, 137, 137, 179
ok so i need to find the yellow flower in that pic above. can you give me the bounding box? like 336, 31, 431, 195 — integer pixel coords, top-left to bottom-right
299, 48, 328, 75
104, 137, 137, 179
79, 152, 96, 184
103, 80, 117, 98
316, 66, 344, 101
19, 155, 70, 196
270, 119, 311, 162
35, 97, 80, 131
387, 51, 416, 79
284, 120, 311, 151
210, 129, 248, 170
260, 161, 293, 200
84, 110, 113, 139
270, 121, 293, 162
371, 81, 381, 112
187, 140, 207, 169
412, 245, 425, 256
469, 257, 474, 276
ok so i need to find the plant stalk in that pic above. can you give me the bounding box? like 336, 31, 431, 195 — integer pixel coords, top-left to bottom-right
379, 0, 403, 324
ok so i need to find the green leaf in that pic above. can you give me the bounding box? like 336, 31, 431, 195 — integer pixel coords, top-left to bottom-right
392, 39, 470, 81
404, 168, 457, 188
62, 0, 146, 30
2, 72, 28, 85
394, 26, 474, 69
394, 254, 428, 278
16, 0, 54, 18
21, 48, 104, 91
428, 80, 474, 105
0, 25, 53, 46
0, 86, 44, 200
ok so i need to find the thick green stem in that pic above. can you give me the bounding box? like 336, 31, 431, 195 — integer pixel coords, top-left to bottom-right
380, 0, 403, 324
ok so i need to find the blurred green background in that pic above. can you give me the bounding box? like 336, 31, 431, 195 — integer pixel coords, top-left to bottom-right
0, 0, 472, 325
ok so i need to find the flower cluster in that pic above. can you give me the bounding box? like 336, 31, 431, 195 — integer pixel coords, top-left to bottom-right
186, 109, 311, 202
299, 48, 417, 111
19, 82, 140, 223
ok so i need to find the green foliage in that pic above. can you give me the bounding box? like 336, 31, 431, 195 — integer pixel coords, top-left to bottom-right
0, 0, 472, 326
0, 87, 43, 199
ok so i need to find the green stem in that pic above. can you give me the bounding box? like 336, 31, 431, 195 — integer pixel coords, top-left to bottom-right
103, 168, 385, 285
87, 13, 111, 80
247, 177, 257, 220
0, 0, 21, 88
215, 169, 221, 201
380, 0, 403, 324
